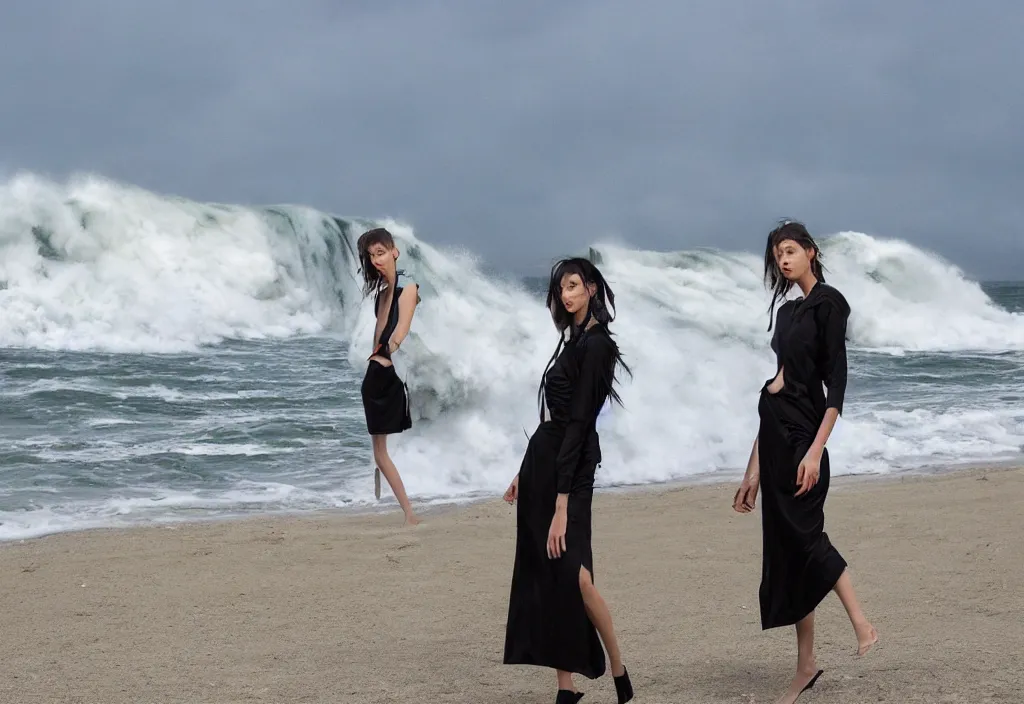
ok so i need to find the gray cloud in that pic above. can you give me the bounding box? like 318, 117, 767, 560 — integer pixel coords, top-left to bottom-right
1, 0, 1021, 279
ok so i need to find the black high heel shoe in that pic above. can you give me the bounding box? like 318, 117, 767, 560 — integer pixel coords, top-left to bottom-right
555, 690, 584, 704
800, 669, 824, 694
614, 667, 634, 704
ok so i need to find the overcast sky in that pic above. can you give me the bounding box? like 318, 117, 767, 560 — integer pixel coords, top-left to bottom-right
1, 1, 1021, 279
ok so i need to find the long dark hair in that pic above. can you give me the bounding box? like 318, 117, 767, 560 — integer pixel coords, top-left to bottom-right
356, 227, 396, 297
537, 257, 632, 420
763, 219, 827, 330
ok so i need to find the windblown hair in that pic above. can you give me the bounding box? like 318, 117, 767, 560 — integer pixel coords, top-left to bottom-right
537, 257, 632, 420
545, 257, 617, 331
763, 219, 827, 331
356, 227, 396, 297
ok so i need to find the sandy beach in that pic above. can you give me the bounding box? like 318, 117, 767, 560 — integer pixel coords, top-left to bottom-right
1, 466, 1021, 704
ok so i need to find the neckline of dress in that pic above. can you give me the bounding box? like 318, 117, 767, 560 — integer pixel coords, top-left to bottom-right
793, 280, 822, 304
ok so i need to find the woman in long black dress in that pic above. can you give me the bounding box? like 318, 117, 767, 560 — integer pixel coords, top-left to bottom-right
733, 221, 878, 704
503, 257, 635, 704
356, 227, 420, 526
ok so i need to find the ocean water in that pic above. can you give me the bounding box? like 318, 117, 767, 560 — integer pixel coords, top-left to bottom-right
2, 173, 1023, 540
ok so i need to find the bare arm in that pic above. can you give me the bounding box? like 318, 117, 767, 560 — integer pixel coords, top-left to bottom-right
808, 408, 839, 458
387, 284, 419, 352
745, 433, 760, 479
733, 432, 761, 513
369, 293, 386, 354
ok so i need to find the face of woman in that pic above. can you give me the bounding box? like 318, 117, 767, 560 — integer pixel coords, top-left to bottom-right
560, 272, 595, 319
367, 242, 398, 276
773, 238, 816, 282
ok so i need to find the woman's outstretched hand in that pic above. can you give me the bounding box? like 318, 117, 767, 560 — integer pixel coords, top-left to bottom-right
503, 474, 519, 504
732, 473, 760, 513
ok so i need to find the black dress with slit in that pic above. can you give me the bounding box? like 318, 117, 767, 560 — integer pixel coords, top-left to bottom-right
360, 274, 414, 436
503, 323, 618, 679
758, 282, 851, 629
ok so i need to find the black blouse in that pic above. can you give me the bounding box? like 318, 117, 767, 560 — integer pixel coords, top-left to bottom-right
769, 282, 850, 419
542, 327, 616, 494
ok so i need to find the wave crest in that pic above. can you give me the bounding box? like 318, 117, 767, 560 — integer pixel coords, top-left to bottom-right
2, 172, 1021, 492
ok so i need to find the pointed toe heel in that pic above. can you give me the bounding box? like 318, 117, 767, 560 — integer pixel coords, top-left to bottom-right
555, 690, 585, 704
801, 669, 824, 693
614, 667, 634, 704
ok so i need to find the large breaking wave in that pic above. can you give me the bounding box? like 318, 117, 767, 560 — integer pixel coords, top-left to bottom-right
1, 172, 1022, 537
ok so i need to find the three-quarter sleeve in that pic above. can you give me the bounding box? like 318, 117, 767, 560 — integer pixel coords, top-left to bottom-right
554, 334, 612, 494
819, 300, 849, 414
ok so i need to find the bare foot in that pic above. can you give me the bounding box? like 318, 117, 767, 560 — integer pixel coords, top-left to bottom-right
404, 514, 421, 527
856, 623, 878, 656
774, 667, 822, 704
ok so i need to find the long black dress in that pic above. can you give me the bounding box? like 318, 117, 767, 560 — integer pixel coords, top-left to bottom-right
503, 323, 617, 679
758, 282, 851, 629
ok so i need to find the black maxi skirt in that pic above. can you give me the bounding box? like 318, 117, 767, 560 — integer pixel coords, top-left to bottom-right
757, 387, 848, 629
503, 421, 606, 679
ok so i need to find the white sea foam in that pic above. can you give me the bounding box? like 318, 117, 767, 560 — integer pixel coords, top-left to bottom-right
1, 172, 1021, 539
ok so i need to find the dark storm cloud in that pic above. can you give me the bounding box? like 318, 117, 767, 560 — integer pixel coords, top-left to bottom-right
1, 1, 1021, 278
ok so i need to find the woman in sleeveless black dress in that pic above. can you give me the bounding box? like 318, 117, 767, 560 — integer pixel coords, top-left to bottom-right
503, 258, 635, 704
356, 228, 420, 526
361, 275, 413, 437
733, 221, 878, 704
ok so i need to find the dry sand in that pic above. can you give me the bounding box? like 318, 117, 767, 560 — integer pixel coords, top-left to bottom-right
1, 466, 1022, 703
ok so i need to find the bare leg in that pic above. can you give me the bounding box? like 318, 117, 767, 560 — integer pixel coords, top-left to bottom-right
775, 612, 820, 704
579, 567, 625, 676
833, 569, 878, 655
371, 435, 419, 525
556, 669, 576, 693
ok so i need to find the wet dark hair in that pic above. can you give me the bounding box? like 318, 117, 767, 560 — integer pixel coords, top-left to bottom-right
356, 227, 396, 297
537, 257, 632, 419
764, 219, 827, 330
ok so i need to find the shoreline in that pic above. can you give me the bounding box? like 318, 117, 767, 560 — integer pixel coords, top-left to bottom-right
3, 457, 1021, 546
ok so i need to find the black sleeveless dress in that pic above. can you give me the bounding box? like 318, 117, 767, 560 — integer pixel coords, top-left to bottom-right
757, 282, 850, 629
503, 323, 617, 679
360, 275, 413, 436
